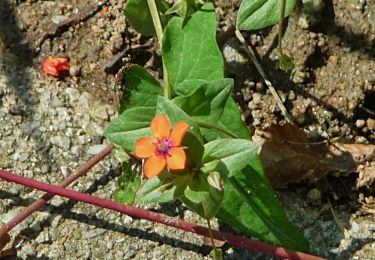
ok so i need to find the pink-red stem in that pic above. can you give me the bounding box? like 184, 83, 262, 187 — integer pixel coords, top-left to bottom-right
0, 145, 113, 238
0, 169, 325, 260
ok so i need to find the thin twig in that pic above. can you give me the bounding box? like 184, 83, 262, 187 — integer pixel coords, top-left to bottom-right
0, 145, 113, 238
24, 0, 109, 48
234, 29, 294, 123
99, 46, 130, 73
278, 0, 286, 56
0, 170, 325, 260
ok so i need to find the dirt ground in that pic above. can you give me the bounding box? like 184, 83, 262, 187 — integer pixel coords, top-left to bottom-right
0, 0, 374, 259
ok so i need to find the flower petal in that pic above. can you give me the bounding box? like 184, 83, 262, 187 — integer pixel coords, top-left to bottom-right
56, 64, 70, 71
166, 147, 186, 171
170, 121, 189, 146
55, 58, 69, 64
56, 58, 69, 70
151, 115, 170, 139
42, 64, 59, 77
42, 57, 69, 77
135, 137, 155, 158
144, 155, 166, 178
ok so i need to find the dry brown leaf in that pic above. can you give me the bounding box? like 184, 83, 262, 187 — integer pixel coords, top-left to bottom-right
0, 233, 15, 258
253, 124, 375, 188
202, 236, 226, 248
0, 234, 10, 251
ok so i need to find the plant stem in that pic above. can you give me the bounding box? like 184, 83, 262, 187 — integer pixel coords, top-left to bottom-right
278, 0, 286, 56
147, 0, 170, 99
0, 169, 325, 260
207, 218, 216, 250
234, 29, 294, 123
206, 218, 222, 259
197, 122, 238, 139
0, 145, 113, 238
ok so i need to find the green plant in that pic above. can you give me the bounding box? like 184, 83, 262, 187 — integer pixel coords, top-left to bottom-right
105, 0, 308, 257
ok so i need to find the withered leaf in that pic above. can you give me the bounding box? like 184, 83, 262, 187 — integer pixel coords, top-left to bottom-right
0, 233, 10, 250
253, 124, 375, 188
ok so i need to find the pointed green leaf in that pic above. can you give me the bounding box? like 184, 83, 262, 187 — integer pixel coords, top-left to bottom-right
237, 0, 297, 30
174, 79, 206, 95
181, 131, 204, 169
114, 162, 141, 205
200, 90, 309, 250
201, 97, 251, 141
104, 107, 155, 152
217, 159, 310, 251
156, 96, 203, 142
124, 0, 169, 36
180, 173, 224, 219
201, 139, 259, 179
138, 171, 191, 203
165, 0, 197, 20
162, 3, 224, 88
173, 78, 233, 123
120, 65, 163, 112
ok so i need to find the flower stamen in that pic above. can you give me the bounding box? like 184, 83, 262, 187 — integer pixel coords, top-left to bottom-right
155, 138, 173, 155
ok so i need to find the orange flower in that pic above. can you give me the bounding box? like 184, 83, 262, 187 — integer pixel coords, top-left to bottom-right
135, 115, 189, 179
41, 57, 70, 77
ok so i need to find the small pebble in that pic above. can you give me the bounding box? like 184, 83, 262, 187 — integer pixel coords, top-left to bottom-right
355, 136, 368, 143
355, 119, 365, 128
22, 244, 35, 256
307, 188, 321, 201
87, 144, 107, 155
366, 118, 375, 131
52, 15, 69, 24
252, 93, 262, 104
82, 228, 107, 239
69, 65, 81, 76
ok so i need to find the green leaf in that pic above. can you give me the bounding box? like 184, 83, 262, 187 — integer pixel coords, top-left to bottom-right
217, 160, 310, 251
200, 94, 309, 250
138, 171, 191, 203
278, 54, 295, 73
201, 97, 251, 141
104, 106, 155, 152
180, 173, 224, 219
120, 65, 163, 112
124, 0, 169, 36
181, 131, 204, 169
156, 96, 203, 142
114, 162, 141, 205
162, 3, 224, 88
237, 0, 297, 30
174, 79, 206, 95
210, 248, 223, 260
173, 78, 233, 123
165, 0, 197, 20
201, 139, 259, 179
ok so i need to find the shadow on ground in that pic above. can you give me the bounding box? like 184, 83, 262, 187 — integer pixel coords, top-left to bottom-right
0, 167, 212, 257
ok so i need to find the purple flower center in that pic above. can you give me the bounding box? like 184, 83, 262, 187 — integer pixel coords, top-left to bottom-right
156, 138, 173, 156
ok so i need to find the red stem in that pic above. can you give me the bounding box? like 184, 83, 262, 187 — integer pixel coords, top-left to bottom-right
0, 170, 325, 260
0, 145, 113, 238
